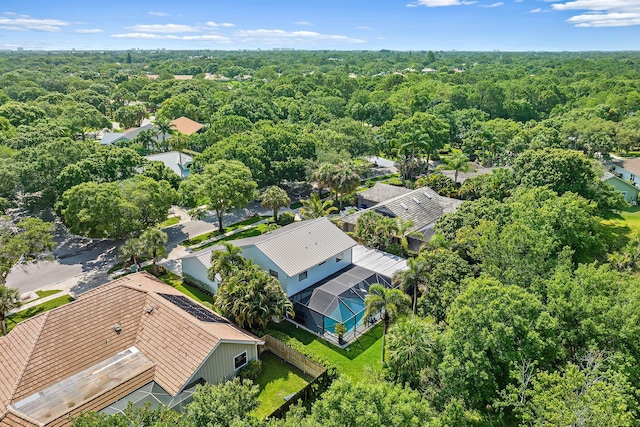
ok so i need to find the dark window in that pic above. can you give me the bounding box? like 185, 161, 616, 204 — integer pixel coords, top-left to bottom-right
269, 269, 279, 278
318, 261, 326, 266
234, 351, 247, 370
299, 271, 308, 281
336, 252, 343, 262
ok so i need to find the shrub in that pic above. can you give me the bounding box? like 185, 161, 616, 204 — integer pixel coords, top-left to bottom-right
238, 359, 262, 382
415, 173, 457, 197
386, 177, 404, 187
277, 211, 296, 226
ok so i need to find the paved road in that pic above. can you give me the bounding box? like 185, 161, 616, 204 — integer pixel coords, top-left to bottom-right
5, 201, 294, 296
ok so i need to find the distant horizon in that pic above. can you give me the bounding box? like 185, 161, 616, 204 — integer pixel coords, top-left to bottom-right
1, 1, 639, 52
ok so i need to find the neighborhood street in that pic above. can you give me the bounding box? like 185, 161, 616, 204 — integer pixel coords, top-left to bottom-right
5, 203, 283, 297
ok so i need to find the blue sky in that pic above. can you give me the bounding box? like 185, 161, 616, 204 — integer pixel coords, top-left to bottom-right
0, 0, 638, 51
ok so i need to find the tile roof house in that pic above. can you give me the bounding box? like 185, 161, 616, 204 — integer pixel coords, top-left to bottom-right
0, 273, 262, 426
341, 186, 462, 250
170, 117, 204, 136
182, 218, 357, 297
357, 183, 412, 208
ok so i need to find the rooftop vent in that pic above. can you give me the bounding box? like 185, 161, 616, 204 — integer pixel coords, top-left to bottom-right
146, 306, 154, 314
400, 203, 409, 210
113, 325, 122, 333
412, 197, 421, 204
423, 192, 433, 199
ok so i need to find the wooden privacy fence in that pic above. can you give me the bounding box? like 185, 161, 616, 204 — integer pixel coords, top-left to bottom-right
259, 334, 328, 419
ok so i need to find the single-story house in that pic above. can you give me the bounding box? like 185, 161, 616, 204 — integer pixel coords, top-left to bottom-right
611, 157, 640, 188
0, 272, 262, 426
357, 183, 411, 209
101, 124, 169, 146
182, 218, 356, 297
603, 171, 639, 204
145, 151, 193, 179
341, 186, 462, 251
171, 117, 204, 136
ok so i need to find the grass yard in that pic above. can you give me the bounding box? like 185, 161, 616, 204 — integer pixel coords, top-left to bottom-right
182, 215, 269, 246
158, 216, 180, 228
142, 266, 214, 305
35, 289, 62, 299
193, 223, 273, 252
601, 205, 640, 250
6, 295, 75, 334
272, 321, 384, 382
253, 352, 313, 420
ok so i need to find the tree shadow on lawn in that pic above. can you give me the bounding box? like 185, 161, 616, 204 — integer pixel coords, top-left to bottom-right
600, 218, 633, 253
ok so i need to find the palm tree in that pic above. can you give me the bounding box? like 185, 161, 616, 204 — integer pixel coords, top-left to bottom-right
314, 163, 339, 199
119, 237, 144, 271
299, 192, 338, 219
140, 228, 168, 276
364, 283, 410, 361
397, 130, 431, 178
135, 129, 157, 152
393, 217, 423, 253
214, 265, 293, 330
208, 242, 245, 282
336, 165, 361, 209
261, 186, 291, 222
437, 151, 472, 185
393, 257, 430, 314
154, 117, 175, 151
0, 285, 21, 336
169, 132, 190, 169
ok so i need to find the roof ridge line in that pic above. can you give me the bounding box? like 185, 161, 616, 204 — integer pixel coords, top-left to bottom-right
8, 311, 51, 405
253, 217, 323, 246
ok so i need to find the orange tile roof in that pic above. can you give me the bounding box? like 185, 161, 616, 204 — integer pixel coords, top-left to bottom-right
0, 273, 261, 426
170, 116, 204, 135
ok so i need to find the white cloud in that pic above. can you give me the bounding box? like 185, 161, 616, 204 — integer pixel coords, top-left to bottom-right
234, 29, 366, 43
530, 8, 543, 13
126, 23, 199, 33
111, 32, 230, 42
407, 0, 462, 7
480, 2, 504, 7
148, 11, 170, 17
0, 15, 69, 32
74, 28, 103, 33
296, 21, 313, 26
206, 21, 235, 27
551, 0, 640, 27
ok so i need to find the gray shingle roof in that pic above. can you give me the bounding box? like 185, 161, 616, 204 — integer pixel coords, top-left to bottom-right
342, 186, 462, 236
184, 219, 356, 278
358, 183, 412, 204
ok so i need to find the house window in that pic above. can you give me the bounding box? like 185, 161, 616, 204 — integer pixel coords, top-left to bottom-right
299, 271, 308, 281
318, 261, 326, 266
336, 252, 343, 262
269, 269, 279, 278
234, 351, 247, 370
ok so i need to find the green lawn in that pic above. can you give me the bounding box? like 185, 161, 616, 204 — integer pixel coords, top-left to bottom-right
6, 295, 75, 333
193, 223, 272, 252
182, 215, 268, 246
253, 352, 313, 420
158, 216, 180, 228
142, 266, 214, 305
601, 205, 640, 250
271, 321, 384, 382
35, 289, 62, 298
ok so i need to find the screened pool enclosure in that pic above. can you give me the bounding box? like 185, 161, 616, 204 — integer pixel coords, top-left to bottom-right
290, 264, 393, 343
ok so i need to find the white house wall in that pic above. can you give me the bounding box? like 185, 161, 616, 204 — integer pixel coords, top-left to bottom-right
614, 165, 640, 187
182, 256, 218, 293
241, 245, 353, 296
